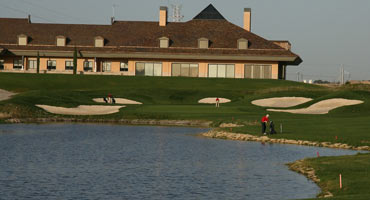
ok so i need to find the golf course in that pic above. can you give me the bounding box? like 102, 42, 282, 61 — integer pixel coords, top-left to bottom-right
1, 72, 369, 199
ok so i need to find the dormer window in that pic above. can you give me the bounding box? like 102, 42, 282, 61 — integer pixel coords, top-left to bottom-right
159, 37, 169, 48
95, 36, 104, 47
198, 38, 209, 49
18, 34, 28, 46
237, 38, 248, 50
56, 35, 66, 47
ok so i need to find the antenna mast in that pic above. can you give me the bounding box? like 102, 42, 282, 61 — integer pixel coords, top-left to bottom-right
171, 4, 184, 22
112, 4, 118, 19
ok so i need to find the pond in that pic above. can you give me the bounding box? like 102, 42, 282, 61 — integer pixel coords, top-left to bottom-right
0, 124, 360, 200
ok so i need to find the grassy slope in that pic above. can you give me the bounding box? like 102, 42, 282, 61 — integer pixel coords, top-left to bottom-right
1, 73, 370, 199
303, 153, 370, 200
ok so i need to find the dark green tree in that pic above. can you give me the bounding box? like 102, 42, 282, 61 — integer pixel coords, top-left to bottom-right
36, 51, 40, 74
73, 47, 77, 75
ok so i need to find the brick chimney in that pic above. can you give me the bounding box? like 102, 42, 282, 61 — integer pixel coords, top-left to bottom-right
159, 6, 167, 27
243, 8, 251, 31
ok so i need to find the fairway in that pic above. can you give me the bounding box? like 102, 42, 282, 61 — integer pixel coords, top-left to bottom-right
0, 73, 369, 147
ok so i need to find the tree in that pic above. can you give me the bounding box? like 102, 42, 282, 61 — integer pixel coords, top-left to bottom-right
73, 47, 77, 75
36, 51, 40, 74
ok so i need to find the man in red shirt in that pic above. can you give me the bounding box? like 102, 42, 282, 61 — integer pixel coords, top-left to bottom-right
261, 114, 269, 135
215, 97, 220, 108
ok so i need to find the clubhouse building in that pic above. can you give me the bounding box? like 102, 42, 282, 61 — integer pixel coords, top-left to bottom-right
0, 4, 301, 79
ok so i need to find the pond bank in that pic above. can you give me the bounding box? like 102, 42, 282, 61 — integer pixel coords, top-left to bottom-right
201, 130, 370, 151
287, 160, 333, 198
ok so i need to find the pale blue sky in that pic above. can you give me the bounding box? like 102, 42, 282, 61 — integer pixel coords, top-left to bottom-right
1, 0, 369, 81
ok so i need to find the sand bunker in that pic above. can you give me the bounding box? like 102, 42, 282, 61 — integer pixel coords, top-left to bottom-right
252, 97, 313, 108
36, 105, 124, 115
198, 97, 231, 104
267, 98, 363, 114
93, 98, 142, 105
0, 89, 16, 101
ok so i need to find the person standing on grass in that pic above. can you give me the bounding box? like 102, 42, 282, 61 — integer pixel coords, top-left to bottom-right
108, 93, 112, 103
261, 114, 269, 135
216, 97, 220, 108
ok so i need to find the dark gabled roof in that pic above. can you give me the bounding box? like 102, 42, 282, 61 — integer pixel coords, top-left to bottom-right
193, 4, 225, 20
0, 18, 286, 50
0, 4, 302, 65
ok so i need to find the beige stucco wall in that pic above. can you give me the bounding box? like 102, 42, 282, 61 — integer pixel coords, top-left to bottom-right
271, 63, 279, 79
198, 62, 208, 77
128, 61, 135, 76
162, 61, 171, 76
235, 63, 244, 78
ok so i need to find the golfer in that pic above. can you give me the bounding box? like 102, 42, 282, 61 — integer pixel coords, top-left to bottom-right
261, 114, 269, 135
215, 97, 220, 108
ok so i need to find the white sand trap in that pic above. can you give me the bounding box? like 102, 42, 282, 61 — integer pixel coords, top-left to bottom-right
198, 97, 231, 104
93, 98, 142, 105
267, 98, 363, 114
36, 105, 124, 115
0, 89, 16, 101
252, 97, 313, 108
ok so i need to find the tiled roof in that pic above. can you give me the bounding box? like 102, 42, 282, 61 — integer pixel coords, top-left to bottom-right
0, 4, 301, 64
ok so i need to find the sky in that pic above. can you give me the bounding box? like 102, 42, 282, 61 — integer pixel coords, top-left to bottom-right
1, 0, 369, 81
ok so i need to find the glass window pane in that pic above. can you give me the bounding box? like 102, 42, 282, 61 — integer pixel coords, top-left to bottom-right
253, 65, 261, 79
120, 62, 128, 71
226, 64, 235, 78
47, 60, 56, 70
189, 64, 199, 77
208, 64, 217, 78
145, 63, 153, 76
65, 61, 73, 70
245, 64, 252, 78
153, 63, 162, 76
28, 60, 36, 69
180, 63, 190, 77
263, 65, 272, 79
135, 63, 145, 76
103, 62, 111, 72
172, 63, 181, 76
217, 64, 226, 78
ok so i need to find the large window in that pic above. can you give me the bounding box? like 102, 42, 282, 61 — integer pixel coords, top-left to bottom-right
172, 63, 198, 77
47, 60, 56, 70
120, 62, 128, 72
208, 64, 235, 78
65, 61, 73, 70
244, 64, 272, 79
28, 60, 37, 69
13, 59, 23, 70
0, 60, 4, 70
84, 61, 93, 72
102, 61, 111, 72
135, 62, 162, 76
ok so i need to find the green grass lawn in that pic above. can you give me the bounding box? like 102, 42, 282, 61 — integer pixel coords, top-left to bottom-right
303, 153, 370, 200
1, 72, 370, 199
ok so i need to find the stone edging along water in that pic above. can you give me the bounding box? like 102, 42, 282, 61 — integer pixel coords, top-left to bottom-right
202, 130, 370, 151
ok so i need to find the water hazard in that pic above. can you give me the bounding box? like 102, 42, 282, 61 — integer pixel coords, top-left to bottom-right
0, 124, 360, 199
